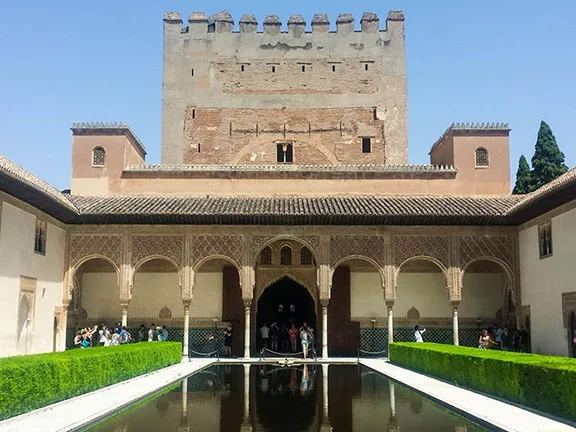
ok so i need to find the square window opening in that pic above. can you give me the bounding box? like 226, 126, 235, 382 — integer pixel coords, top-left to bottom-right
361, 137, 372, 153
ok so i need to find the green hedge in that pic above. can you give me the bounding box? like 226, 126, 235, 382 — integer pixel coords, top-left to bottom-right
0, 342, 182, 421
389, 343, 576, 421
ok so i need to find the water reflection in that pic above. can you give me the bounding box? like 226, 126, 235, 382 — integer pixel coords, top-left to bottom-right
88, 364, 485, 432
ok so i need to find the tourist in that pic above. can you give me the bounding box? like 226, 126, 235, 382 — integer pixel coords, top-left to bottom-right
495, 325, 503, 350
479, 329, 490, 349
414, 325, 426, 343
148, 323, 156, 342
280, 324, 290, 352
111, 329, 121, 346
502, 328, 511, 351
270, 322, 279, 351
161, 325, 168, 341
98, 325, 109, 347
300, 327, 309, 358
156, 326, 163, 341
74, 329, 83, 348
224, 324, 232, 356
138, 324, 146, 342
120, 326, 131, 344
260, 323, 270, 350
289, 324, 298, 352
308, 326, 315, 351
116, 322, 122, 335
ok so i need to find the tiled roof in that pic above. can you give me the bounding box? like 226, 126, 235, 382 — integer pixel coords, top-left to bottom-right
66, 195, 522, 225
0, 155, 77, 212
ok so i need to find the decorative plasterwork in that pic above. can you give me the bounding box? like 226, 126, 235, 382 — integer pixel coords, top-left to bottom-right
393, 235, 449, 268
459, 235, 514, 270
191, 235, 243, 269
255, 268, 317, 303
562, 292, 576, 329
252, 235, 320, 264
69, 234, 122, 269
132, 235, 184, 269
330, 235, 384, 268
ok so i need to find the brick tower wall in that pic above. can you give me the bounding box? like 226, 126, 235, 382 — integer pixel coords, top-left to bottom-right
161, 11, 408, 165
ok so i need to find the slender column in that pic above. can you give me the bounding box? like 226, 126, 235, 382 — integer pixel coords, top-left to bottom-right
180, 378, 188, 426
388, 381, 399, 432
244, 299, 252, 358
321, 299, 329, 358
183, 300, 191, 357
386, 301, 394, 345
452, 301, 460, 346
121, 302, 129, 327
322, 364, 329, 419
243, 364, 250, 420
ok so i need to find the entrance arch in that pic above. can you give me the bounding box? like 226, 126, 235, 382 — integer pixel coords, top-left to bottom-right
257, 276, 317, 353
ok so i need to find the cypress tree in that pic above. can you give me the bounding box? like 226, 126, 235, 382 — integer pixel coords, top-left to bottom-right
512, 155, 531, 194
529, 121, 568, 191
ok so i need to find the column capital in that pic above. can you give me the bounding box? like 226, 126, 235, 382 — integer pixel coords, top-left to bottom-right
320, 298, 330, 308
450, 300, 460, 310
385, 299, 395, 309
243, 297, 253, 309
182, 299, 192, 309
120, 300, 130, 309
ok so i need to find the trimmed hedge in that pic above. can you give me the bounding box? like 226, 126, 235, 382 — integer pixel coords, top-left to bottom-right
0, 342, 182, 421
389, 342, 576, 421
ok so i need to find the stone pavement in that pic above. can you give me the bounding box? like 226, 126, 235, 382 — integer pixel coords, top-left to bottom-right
360, 359, 575, 432
0, 358, 214, 432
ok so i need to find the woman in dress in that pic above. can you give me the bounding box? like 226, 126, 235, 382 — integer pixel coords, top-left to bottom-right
300, 327, 309, 359
289, 324, 298, 352
224, 324, 232, 357
479, 329, 490, 349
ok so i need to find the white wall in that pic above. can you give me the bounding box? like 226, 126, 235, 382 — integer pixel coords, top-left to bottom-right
81, 271, 223, 321
0, 202, 66, 357
519, 207, 576, 357
350, 271, 503, 321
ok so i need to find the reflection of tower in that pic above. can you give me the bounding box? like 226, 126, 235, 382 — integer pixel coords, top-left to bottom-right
387, 381, 399, 432
178, 378, 189, 432
241, 364, 253, 432
320, 364, 332, 432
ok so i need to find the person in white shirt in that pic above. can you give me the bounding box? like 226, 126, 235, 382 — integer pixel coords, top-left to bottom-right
260, 323, 270, 350
414, 325, 426, 343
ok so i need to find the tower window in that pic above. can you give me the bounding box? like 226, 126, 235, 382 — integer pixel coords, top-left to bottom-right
197, 143, 201, 153
301, 65, 306, 72
280, 246, 292, 265
361, 137, 372, 153
34, 219, 47, 255
192, 109, 196, 119
332, 65, 336, 72
365, 63, 369, 71
92, 147, 106, 166
475, 147, 489, 167
300, 247, 313, 265
191, 68, 194, 76
260, 246, 272, 265
272, 66, 276, 73
241, 65, 245, 72
538, 222, 553, 258
276, 143, 294, 164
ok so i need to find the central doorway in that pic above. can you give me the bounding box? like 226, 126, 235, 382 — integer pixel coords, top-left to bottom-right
256, 277, 317, 354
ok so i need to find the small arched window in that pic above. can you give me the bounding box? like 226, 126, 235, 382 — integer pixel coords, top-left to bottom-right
300, 247, 313, 265
475, 147, 489, 167
92, 147, 106, 166
285, 144, 293, 163
260, 246, 272, 265
280, 246, 292, 265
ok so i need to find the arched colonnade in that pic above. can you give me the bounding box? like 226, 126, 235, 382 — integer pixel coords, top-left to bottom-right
64, 230, 519, 357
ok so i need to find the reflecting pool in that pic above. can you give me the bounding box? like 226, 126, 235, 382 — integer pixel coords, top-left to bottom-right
87, 364, 486, 431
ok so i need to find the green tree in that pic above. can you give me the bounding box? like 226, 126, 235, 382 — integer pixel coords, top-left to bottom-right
529, 121, 568, 191
512, 155, 531, 194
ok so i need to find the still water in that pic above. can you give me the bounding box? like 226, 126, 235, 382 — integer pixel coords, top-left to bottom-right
88, 364, 486, 431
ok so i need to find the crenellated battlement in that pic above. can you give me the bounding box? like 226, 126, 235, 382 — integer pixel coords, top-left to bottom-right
163, 10, 404, 37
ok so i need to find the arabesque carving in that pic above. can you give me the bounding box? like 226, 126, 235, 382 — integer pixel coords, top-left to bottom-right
69, 234, 122, 269
330, 235, 384, 267
132, 235, 184, 268
191, 235, 243, 268
393, 236, 449, 268
459, 235, 514, 269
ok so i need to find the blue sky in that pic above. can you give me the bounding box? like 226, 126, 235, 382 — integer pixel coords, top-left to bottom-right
0, 1, 574, 191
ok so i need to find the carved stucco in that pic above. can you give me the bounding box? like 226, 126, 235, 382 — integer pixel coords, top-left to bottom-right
132, 235, 184, 269
393, 236, 449, 269
69, 234, 122, 269
330, 235, 384, 267
459, 235, 514, 271
191, 235, 243, 269
253, 235, 320, 264
255, 268, 317, 304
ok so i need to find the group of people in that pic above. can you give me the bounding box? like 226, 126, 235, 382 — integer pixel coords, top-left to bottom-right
260, 322, 315, 358
479, 325, 530, 351
73, 322, 170, 348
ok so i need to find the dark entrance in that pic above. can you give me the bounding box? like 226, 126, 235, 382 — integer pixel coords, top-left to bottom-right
257, 277, 317, 352
570, 312, 576, 358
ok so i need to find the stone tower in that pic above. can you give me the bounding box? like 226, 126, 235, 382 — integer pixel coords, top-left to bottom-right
161, 11, 407, 165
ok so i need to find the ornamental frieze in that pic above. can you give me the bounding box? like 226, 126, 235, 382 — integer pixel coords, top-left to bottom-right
191, 235, 243, 269
131, 235, 184, 269
69, 234, 122, 269
253, 235, 319, 259
392, 235, 449, 268
330, 235, 385, 268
